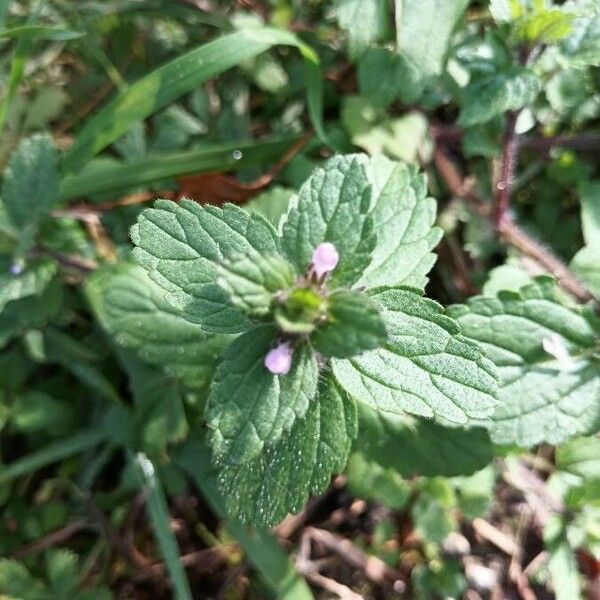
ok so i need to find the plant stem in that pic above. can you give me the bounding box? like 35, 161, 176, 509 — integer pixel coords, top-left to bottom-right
494, 111, 520, 227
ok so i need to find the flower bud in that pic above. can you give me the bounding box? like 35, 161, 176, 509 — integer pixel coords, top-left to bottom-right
264, 342, 293, 375
311, 242, 339, 278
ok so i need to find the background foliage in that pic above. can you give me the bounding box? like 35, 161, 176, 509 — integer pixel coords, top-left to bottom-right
0, 0, 599, 598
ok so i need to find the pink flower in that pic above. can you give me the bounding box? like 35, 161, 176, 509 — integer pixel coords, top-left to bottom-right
264, 342, 293, 375
311, 242, 339, 278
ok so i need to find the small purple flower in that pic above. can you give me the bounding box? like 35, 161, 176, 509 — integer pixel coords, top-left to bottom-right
9, 263, 24, 276
264, 342, 293, 375
311, 242, 339, 278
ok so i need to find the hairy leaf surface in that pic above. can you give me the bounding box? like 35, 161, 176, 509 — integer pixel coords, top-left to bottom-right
131, 200, 278, 332
449, 278, 600, 446
206, 326, 318, 465
215, 374, 357, 526
332, 287, 498, 426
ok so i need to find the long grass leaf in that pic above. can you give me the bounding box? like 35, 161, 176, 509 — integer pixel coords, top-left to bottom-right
62, 28, 323, 173
59, 134, 304, 201
134, 453, 193, 600
174, 440, 314, 600
0, 429, 106, 485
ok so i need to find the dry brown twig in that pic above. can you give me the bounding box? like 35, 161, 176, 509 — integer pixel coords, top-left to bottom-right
432, 145, 595, 304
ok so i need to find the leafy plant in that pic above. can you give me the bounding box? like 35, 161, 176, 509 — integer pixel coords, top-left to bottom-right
1, 0, 599, 598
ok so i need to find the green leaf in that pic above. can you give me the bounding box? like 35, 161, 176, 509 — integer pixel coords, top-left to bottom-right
0, 559, 46, 599
334, 0, 390, 57
0, 428, 106, 485
562, 8, 600, 68
571, 244, 600, 299
346, 452, 411, 508
357, 155, 441, 290
244, 185, 295, 228
1, 134, 59, 230
458, 68, 541, 126
395, 0, 470, 79
134, 453, 193, 600
579, 180, 600, 246
62, 28, 322, 172
60, 135, 304, 201
218, 253, 295, 317
556, 436, 600, 480
120, 353, 188, 456
11, 391, 73, 435
46, 549, 78, 595
131, 200, 279, 332
312, 290, 386, 358
0, 279, 63, 349
0, 25, 84, 41
544, 517, 583, 600
332, 287, 498, 426
358, 47, 422, 107
0, 258, 57, 312
342, 99, 433, 164
87, 263, 230, 388
281, 154, 375, 287
206, 325, 318, 465
174, 440, 315, 599
516, 10, 575, 42
354, 403, 493, 477
214, 373, 357, 526
448, 278, 600, 446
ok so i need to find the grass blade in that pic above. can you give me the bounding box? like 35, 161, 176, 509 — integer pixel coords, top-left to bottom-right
0, 429, 106, 485
62, 28, 323, 173
134, 453, 193, 600
174, 439, 314, 600
0, 25, 84, 41
59, 134, 305, 200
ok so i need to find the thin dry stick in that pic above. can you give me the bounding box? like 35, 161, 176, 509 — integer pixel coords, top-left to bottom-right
433, 147, 595, 304
13, 521, 89, 559
494, 111, 519, 227
306, 527, 403, 587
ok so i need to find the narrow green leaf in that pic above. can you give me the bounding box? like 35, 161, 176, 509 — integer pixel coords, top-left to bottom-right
1, 134, 59, 230
459, 68, 541, 126
0, 258, 57, 312
62, 28, 322, 172
395, 0, 470, 79
59, 135, 304, 201
357, 155, 441, 290
174, 440, 315, 599
354, 403, 493, 477
544, 517, 583, 600
86, 263, 230, 388
131, 200, 279, 332
332, 287, 498, 426
449, 278, 600, 446
218, 253, 296, 317
281, 154, 375, 286
206, 325, 318, 465
213, 373, 357, 526
579, 181, 600, 246
134, 453, 193, 600
312, 290, 387, 358
0, 429, 106, 485
0, 25, 84, 41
